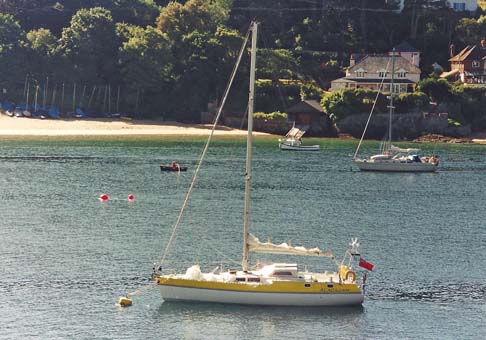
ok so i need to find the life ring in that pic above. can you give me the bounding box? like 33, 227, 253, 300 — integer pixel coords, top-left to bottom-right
345, 270, 356, 282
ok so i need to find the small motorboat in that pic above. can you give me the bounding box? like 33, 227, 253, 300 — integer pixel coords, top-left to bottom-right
278, 127, 320, 151
160, 163, 187, 172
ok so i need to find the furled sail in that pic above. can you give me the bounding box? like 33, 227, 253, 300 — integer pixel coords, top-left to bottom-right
248, 234, 333, 257
390, 145, 421, 153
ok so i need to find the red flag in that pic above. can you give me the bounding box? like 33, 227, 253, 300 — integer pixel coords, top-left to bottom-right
359, 258, 374, 271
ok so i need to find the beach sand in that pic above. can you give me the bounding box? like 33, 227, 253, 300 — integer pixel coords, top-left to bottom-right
0, 114, 270, 136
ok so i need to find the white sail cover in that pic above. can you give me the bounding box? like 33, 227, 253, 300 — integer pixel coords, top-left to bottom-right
248, 234, 333, 257
285, 127, 306, 139
390, 145, 420, 153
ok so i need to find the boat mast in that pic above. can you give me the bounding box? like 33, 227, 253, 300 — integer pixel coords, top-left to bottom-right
242, 21, 257, 271
388, 48, 396, 148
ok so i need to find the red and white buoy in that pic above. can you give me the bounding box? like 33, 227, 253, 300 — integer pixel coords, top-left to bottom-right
127, 194, 135, 202
98, 193, 110, 202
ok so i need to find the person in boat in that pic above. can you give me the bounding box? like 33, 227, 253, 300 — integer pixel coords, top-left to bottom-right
171, 161, 180, 169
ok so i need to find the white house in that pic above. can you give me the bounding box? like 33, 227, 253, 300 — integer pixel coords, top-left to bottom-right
330, 43, 421, 94
395, 0, 477, 12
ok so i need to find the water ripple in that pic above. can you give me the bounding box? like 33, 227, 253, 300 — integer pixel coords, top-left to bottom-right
369, 281, 486, 303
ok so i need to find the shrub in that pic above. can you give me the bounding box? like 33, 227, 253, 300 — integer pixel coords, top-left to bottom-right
254, 111, 288, 120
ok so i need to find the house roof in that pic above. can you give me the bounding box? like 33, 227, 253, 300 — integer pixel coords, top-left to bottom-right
332, 77, 416, 84
348, 55, 421, 74
449, 45, 486, 62
449, 45, 475, 62
393, 41, 419, 53
286, 100, 324, 114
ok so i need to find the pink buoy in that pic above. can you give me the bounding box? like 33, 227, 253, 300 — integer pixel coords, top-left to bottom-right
99, 193, 109, 202
127, 194, 135, 202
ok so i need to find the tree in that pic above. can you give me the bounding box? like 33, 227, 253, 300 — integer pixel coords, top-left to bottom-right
454, 16, 486, 46
417, 77, 451, 103
57, 7, 120, 84
257, 49, 298, 80
25, 28, 57, 78
0, 13, 25, 54
117, 24, 174, 116
403, 0, 448, 40
0, 13, 27, 99
155, 0, 232, 119
321, 88, 388, 122
97, 0, 160, 26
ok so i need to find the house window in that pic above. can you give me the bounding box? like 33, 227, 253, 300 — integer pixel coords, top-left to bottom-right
472, 60, 480, 68
452, 3, 466, 11
378, 71, 387, 78
396, 71, 406, 78
356, 71, 365, 78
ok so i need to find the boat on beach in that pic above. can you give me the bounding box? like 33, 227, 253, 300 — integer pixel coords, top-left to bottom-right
353, 49, 439, 173
154, 22, 371, 307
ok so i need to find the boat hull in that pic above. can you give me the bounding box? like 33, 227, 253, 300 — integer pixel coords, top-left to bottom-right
160, 166, 187, 172
279, 143, 320, 151
157, 278, 363, 306
353, 160, 438, 172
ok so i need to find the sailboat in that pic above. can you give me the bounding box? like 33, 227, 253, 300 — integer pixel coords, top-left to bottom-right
352, 50, 439, 172
154, 22, 369, 306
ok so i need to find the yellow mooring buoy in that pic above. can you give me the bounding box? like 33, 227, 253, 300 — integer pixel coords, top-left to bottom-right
118, 296, 133, 307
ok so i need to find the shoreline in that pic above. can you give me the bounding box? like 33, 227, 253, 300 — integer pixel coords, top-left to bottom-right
1, 115, 486, 144
0, 115, 271, 137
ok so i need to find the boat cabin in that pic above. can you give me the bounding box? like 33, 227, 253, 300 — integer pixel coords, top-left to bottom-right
259, 263, 298, 277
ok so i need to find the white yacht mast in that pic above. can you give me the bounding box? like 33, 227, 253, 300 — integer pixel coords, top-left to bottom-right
388, 48, 396, 148
242, 21, 258, 271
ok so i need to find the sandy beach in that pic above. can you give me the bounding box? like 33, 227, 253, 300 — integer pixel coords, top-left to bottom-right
0, 114, 270, 136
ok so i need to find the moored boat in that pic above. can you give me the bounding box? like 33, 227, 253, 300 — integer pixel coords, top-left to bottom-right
353, 50, 439, 172
160, 163, 187, 172
279, 127, 320, 151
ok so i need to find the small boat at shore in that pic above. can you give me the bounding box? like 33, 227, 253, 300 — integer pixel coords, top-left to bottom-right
279, 127, 320, 151
160, 163, 187, 172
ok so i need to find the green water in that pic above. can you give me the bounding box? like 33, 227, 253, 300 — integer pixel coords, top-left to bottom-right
1, 136, 485, 339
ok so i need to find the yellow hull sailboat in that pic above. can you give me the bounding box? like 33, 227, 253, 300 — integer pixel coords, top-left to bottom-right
154, 22, 371, 306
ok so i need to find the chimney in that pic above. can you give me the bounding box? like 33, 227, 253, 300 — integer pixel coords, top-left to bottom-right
449, 43, 455, 58
350, 54, 356, 66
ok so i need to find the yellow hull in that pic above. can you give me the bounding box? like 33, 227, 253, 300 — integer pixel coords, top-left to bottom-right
156, 277, 364, 306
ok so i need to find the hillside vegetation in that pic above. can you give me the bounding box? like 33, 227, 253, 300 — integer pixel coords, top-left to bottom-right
0, 0, 485, 127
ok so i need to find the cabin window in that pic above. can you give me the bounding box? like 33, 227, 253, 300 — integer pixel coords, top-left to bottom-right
473, 61, 480, 68
274, 271, 293, 276
327, 284, 334, 288
236, 277, 246, 282
304, 283, 311, 288
248, 277, 260, 282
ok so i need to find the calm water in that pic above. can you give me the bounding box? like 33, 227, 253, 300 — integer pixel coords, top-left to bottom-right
1, 136, 485, 339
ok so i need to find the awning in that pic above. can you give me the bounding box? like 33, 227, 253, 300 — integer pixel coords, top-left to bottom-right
285, 127, 306, 139
439, 69, 460, 78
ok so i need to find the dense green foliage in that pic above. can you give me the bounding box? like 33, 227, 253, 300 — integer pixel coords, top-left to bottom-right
0, 0, 485, 123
